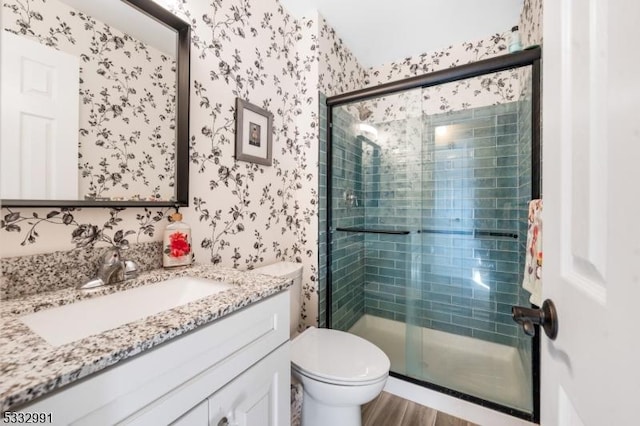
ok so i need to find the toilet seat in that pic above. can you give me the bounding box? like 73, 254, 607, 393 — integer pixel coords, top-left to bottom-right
291, 327, 390, 386
292, 363, 388, 386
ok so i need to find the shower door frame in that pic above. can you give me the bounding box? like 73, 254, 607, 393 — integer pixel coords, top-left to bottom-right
325, 47, 542, 423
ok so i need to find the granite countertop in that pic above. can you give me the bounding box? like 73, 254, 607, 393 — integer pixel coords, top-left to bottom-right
0, 264, 292, 412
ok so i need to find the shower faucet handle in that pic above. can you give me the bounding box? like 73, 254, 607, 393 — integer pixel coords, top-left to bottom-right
344, 189, 358, 207
512, 299, 558, 340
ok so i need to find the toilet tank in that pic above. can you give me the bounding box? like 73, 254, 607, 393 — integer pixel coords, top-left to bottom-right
253, 261, 303, 337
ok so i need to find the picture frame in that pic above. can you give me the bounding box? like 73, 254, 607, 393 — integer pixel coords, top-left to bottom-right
235, 98, 273, 166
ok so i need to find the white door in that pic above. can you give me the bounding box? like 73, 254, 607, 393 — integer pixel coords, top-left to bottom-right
542, 0, 640, 424
0, 31, 79, 200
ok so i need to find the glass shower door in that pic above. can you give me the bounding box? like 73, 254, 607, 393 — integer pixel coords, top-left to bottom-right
328, 88, 426, 379
326, 58, 538, 419
408, 69, 534, 413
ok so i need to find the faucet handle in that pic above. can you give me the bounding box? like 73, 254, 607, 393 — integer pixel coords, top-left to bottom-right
100, 248, 121, 265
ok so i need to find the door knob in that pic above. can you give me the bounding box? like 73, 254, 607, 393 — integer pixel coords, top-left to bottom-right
512, 299, 558, 340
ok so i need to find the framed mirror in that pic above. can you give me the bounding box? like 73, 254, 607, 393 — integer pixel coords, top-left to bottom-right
0, 0, 190, 207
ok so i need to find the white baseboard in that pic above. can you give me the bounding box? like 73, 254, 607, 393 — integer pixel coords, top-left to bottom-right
383, 376, 538, 426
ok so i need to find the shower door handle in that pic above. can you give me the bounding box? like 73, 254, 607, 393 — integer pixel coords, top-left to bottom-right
512, 299, 558, 340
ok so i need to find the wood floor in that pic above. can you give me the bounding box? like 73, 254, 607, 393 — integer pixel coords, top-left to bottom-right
362, 392, 478, 426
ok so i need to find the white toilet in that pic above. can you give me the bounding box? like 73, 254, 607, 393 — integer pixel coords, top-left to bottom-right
253, 262, 390, 426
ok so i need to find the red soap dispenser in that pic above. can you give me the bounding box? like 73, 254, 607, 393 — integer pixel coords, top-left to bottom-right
163, 207, 193, 268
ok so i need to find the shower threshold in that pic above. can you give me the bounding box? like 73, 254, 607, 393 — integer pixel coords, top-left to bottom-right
349, 315, 532, 414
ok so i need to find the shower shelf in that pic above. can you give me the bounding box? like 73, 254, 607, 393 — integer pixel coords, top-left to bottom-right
334, 227, 518, 239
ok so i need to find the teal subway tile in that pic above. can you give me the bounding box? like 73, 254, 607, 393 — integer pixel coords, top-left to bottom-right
472, 308, 496, 322
462, 258, 496, 271
424, 292, 453, 304
473, 127, 497, 138
366, 258, 396, 269
423, 309, 453, 323
493, 291, 519, 305
496, 323, 519, 336
377, 267, 407, 279
432, 301, 473, 317
365, 290, 396, 303
378, 283, 406, 296
430, 320, 474, 337
497, 144, 518, 156
495, 198, 517, 209
497, 156, 518, 167
446, 127, 475, 140
451, 296, 473, 307
365, 273, 392, 285
496, 261, 520, 273
470, 298, 497, 311
497, 134, 518, 146
452, 314, 496, 332
473, 167, 501, 178
470, 177, 498, 188
465, 157, 498, 169
395, 295, 408, 306
473, 208, 501, 219
323, 100, 531, 346
496, 312, 517, 325
379, 300, 409, 313
458, 116, 496, 130
365, 307, 395, 321
497, 123, 518, 135
495, 241, 519, 252
496, 302, 513, 315
495, 282, 519, 294
497, 177, 519, 188
474, 147, 498, 158
364, 282, 380, 292
497, 113, 518, 125
365, 298, 379, 309
465, 136, 497, 148
430, 283, 473, 298
496, 219, 519, 230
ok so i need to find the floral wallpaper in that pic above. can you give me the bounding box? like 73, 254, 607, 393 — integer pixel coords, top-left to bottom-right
317, 14, 367, 97
365, 32, 509, 86
0, 0, 355, 330
1, 207, 169, 250
354, 31, 521, 127
520, 0, 543, 47
293, 11, 366, 326
0, 0, 543, 331
359, 0, 544, 119
2, 0, 176, 201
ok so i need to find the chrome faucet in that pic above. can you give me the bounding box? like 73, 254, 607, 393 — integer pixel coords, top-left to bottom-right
77, 248, 139, 290
98, 249, 125, 284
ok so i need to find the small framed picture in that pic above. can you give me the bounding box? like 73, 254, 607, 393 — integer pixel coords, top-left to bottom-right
235, 98, 273, 166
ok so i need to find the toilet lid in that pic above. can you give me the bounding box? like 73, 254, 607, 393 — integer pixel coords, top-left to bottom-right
291, 327, 390, 384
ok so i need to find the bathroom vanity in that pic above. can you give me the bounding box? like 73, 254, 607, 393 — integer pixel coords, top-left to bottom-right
0, 265, 292, 425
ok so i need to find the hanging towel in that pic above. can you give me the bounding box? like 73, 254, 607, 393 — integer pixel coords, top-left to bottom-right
522, 199, 543, 306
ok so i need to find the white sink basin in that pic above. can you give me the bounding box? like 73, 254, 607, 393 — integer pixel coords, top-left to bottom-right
20, 277, 233, 347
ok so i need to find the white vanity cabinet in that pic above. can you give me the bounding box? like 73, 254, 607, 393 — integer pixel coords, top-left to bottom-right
206, 344, 289, 426
19, 291, 290, 426
171, 401, 208, 425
